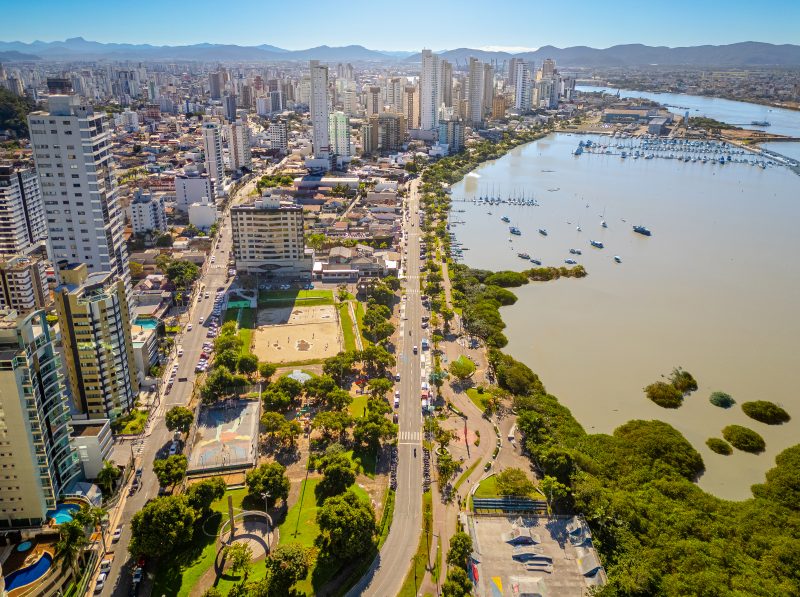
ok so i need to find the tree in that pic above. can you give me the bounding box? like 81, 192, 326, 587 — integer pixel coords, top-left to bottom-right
165, 259, 200, 289
267, 543, 311, 595
214, 333, 243, 354
353, 412, 397, 450
669, 367, 698, 394
449, 356, 476, 382
225, 542, 253, 580
365, 320, 395, 344
54, 520, 88, 577
216, 348, 240, 371
201, 366, 235, 403
323, 352, 356, 385
237, 353, 259, 377
446, 532, 473, 571
539, 475, 570, 515
366, 397, 392, 416
95, 460, 121, 498
273, 375, 303, 399
316, 490, 377, 561
317, 453, 356, 498
326, 387, 353, 410
442, 567, 472, 597
304, 375, 337, 400
165, 406, 194, 434
129, 495, 197, 557
186, 477, 226, 513
153, 454, 188, 488
496, 468, 536, 497
261, 411, 287, 439
279, 420, 303, 448
312, 410, 352, 441
129, 261, 144, 278
245, 462, 290, 507
202, 589, 223, 597
258, 361, 278, 381
436, 451, 459, 487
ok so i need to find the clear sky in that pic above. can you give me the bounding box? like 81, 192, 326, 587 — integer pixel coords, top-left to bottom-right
5, 0, 799, 50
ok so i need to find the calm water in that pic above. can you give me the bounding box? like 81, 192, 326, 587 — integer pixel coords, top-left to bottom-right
451, 133, 800, 500
577, 85, 800, 161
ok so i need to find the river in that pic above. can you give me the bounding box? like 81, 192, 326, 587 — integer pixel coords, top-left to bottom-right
577, 85, 800, 161
450, 132, 800, 501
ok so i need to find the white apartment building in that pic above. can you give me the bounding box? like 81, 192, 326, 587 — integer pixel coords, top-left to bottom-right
202, 122, 225, 196
309, 61, 331, 161
175, 169, 214, 213
328, 111, 351, 160
420, 49, 441, 131
188, 196, 218, 230
231, 195, 312, 276
228, 120, 252, 171
467, 58, 485, 127
267, 121, 288, 154
129, 189, 167, 234
0, 163, 48, 257
515, 62, 533, 112
28, 95, 130, 292
256, 96, 271, 117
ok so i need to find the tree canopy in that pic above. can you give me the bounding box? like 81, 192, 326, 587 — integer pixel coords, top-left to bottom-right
129, 495, 197, 557
165, 406, 194, 434
245, 462, 290, 507
315, 490, 377, 561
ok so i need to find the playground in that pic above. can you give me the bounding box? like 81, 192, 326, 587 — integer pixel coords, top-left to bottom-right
252, 304, 342, 363
188, 400, 260, 473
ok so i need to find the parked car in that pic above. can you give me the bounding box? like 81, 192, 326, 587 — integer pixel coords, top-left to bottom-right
95, 572, 107, 593
112, 525, 123, 542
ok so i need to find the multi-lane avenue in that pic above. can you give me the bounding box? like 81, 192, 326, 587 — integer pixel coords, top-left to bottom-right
348, 178, 425, 596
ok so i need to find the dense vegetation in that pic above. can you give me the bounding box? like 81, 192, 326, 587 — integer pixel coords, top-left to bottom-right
0, 87, 37, 138
256, 173, 295, 190
706, 437, 733, 455
722, 424, 767, 453
741, 400, 791, 425
644, 367, 698, 408
709, 391, 735, 408
688, 116, 740, 131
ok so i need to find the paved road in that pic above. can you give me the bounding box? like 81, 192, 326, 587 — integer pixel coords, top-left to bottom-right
100, 210, 235, 597
347, 179, 425, 597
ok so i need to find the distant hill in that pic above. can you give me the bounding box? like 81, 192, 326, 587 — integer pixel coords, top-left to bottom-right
0, 50, 40, 61
405, 42, 800, 67
0, 38, 798, 66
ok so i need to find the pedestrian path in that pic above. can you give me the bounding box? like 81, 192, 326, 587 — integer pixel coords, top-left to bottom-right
398, 431, 421, 443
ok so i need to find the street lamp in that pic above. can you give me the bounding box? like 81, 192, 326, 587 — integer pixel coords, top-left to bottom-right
260, 491, 271, 532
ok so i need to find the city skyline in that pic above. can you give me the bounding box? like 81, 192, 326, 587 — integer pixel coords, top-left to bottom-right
4, 0, 800, 50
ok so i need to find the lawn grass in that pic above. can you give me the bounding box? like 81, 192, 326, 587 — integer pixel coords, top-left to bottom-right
344, 447, 377, 477
474, 474, 499, 499
353, 301, 370, 347
111, 408, 148, 435
465, 388, 486, 412
338, 302, 357, 352
224, 307, 255, 356
259, 289, 334, 307
348, 392, 368, 418
151, 488, 248, 597
397, 491, 432, 597
377, 489, 395, 549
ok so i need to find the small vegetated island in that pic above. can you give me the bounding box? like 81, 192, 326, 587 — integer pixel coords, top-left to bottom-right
722, 424, 766, 454
709, 391, 735, 408
706, 437, 733, 455
644, 367, 698, 408
741, 400, 791, 425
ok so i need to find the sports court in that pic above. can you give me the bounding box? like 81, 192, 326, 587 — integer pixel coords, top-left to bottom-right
188, 400, 260, 473
252, 304, 342, 363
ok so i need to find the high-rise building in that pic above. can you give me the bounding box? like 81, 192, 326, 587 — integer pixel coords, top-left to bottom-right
508, 58, 524, 89
361, 121, 377, 155
440, 60, 453, 107
240, 84, 253, 110
55, 263, 138, 421
223, 93, 237, 121
492, 95, 507, 120
514, 62, 533, 112
438, 116, 465, 153
542, 58, 556, 78
467, 58, 485, 127
342, 86, 358, 116
209, 72, 223, 99
483, 63, 495, 115
231, 195, 311, 276
402, 84, 419, 130
309, 60, 331, 161
0, 163, 48, 257
385, 77, 404, 113
267, 121, 288, 154
373, 112, 406, 152
128, 189, 167, 234
28, 96, 130, 291
0, 255, 49, 312
228, 121, 252, 171
269, 89, 283, 113
202, 122, 225, 195
420, 49, 441, 131
0, 308, 82, 527
328, 111, 351, 159
367, 86, 382, 115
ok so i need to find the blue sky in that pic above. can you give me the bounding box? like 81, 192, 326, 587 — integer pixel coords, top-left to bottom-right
5, 0, 799, 50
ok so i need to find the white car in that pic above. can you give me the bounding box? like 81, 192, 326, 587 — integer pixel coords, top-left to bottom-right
94, 572, 107, 593
187, 323, 193, 331
112, 525, 122, 542
99, 556, 113, 573
199, 317, 204, 324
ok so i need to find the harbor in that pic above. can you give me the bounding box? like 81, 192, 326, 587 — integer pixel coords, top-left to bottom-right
448, 131, 800, 500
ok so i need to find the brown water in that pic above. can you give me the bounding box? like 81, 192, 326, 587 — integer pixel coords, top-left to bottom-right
450, 134, 800, 500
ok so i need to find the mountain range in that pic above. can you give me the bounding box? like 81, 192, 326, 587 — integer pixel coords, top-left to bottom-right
1, 38, 799, 66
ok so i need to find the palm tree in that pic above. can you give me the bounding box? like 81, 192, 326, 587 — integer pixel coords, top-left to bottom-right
74, 504, 108, 543
55, 520, 88, 578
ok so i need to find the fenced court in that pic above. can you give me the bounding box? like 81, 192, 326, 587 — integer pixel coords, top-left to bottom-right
252, 304, 343, 363
188, 400, 260, 474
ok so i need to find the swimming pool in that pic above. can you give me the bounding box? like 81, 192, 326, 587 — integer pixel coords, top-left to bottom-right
3, 552, 53, 591
46, 502, 80, 524
16, 541, 32, 552
135, 317, 159, 329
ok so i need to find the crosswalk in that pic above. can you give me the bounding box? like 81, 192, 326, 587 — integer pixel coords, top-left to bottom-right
398, 431, 421, 442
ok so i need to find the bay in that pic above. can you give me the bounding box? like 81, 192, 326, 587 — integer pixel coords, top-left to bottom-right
450, 132, 800, 500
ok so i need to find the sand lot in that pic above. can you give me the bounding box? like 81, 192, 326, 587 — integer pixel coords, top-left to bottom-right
253, 304, 342, 363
